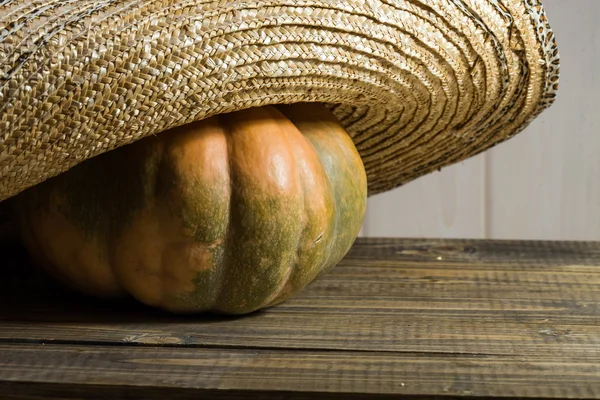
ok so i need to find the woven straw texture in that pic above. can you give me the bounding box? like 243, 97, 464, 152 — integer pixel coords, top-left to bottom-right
0, 0, 559, 202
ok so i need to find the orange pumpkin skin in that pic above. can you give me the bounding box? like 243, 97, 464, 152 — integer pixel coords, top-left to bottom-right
13, 103, 367, 314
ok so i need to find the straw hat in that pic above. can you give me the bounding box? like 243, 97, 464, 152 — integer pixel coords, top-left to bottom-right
0, 0, 559, 204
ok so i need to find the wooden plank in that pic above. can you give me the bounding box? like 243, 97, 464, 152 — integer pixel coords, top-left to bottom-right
2, 343, 600, 400
3, 238, 600, 398
3, 239, 600, 358
486, 0, 600, 241
362, 154, 485, 238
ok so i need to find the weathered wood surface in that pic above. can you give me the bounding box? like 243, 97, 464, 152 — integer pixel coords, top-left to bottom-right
2, 238, 600, 399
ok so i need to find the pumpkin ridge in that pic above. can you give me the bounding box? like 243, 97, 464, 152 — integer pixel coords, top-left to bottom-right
211, 113, 233, 313
305, 129, 339, 279
291, 133, 310, 303
158, 118, 232, 313
278, 108, 306, 307
276, 103, 367, 277
264, 107, 339, 308
262, 114, 307, 307
213, 106, 308, 313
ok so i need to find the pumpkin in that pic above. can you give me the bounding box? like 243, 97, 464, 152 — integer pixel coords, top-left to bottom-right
11, 103, 367, 314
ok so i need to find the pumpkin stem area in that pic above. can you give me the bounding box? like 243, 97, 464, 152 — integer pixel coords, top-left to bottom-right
11, 103, 368, 315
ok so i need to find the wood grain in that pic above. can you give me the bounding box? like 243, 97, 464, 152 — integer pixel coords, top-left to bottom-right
2, 343, 600, 400
2, 238, 600, 399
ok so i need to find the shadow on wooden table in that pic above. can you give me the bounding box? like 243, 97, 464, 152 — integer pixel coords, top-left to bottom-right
0, 241, 255, 324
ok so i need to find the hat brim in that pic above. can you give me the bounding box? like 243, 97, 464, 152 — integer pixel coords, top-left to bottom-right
0, 0, 559, 200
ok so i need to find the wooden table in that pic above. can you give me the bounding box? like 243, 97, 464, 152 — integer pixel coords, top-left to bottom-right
2, 237, 600, 399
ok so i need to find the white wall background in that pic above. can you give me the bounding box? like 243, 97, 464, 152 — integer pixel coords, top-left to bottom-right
361, 0, 600, 241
